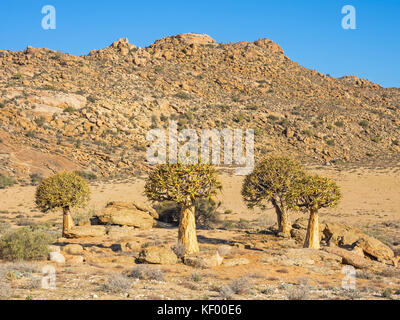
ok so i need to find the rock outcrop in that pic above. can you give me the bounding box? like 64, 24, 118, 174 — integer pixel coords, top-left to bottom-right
95, 201, 156, 229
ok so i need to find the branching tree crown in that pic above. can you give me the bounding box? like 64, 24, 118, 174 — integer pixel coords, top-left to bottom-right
144, 163, 222, 206
289, 175, 341, 212
35, 171, 90, 213
241, 156, 305, 209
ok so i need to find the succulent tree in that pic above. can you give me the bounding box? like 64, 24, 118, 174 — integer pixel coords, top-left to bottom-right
145, 163, 222, 254
241, 156, 305, 237
289, 175, 341, 249
35, 172, 90, 237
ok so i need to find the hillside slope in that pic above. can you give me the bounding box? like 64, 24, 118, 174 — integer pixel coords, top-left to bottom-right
0, 33, 399, 182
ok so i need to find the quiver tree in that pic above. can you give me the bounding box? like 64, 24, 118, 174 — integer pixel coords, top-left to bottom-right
35, 171, 90, 237
241, 156, 305, 237
289, 175, 341, 249
144, 163, 222, 254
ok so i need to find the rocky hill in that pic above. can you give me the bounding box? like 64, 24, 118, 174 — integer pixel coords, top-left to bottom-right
0, 33, 399, 182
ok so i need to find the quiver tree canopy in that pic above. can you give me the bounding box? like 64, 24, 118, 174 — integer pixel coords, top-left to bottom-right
35, 171, 90, 237
289, 174, 341, 248
145, 162, 222, 254
241, 156, 305, 236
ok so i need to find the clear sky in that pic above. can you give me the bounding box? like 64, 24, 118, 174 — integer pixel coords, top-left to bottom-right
0, 0, 399, 88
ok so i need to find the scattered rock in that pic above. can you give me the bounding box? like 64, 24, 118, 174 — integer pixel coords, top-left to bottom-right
96, 202, 156, 229
138, 246, 178, 265
184, 250, 223, 268
49, 252, 65, 264
63, 244, 84, 255
64, 226, 106, 238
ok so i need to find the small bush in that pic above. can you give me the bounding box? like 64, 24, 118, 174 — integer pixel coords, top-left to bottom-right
0, 221, 11, 236
101, 274, 132, 293
174, 91, 191, 100
171, 242, 186, 259
219, 285, 234, 299
382, 288, 392, 299
358, 120, 369, 128
190, 273, 203, 282
0, 174, 15, 189
287, 285, 310, 300
229, 277, 251, 295
0, 227, 53, 261
75, 171, 97, 181
334, 121, 344, 128
30, 173, 44, 186
129, 265, 164, 281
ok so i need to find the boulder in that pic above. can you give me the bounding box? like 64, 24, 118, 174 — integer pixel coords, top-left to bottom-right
64, 226, 106, 238
322, 222, 394, 263
63, 244, 84, 255
354, 238, 394, 262
138, 246, 178, 265
66, 255, 84, 264
95, 202, 156, 229
49, 252, 65, 264
324, 247, 381, 270
184, 251, 223, 268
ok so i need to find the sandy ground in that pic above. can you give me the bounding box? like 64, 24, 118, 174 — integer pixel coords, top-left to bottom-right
0, 166, 399, 300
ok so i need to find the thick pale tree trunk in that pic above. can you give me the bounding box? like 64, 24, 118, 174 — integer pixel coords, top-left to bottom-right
304, 209, 320, 249
178, 203, 199, 254
62, 207, 74, 237
272, 200, 291, 237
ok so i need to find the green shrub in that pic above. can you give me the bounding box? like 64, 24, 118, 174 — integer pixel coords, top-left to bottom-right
334, 121, 344, 128
358, 120, 369, 128
0, 227, 53, 261
30, 173, 44, 186
0, 175, 15, 189
75, 170, 97, 181
174, 91, 191, 100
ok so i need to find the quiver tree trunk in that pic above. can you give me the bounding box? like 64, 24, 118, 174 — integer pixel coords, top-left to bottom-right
272, 200, 291, 237
178, 202, 199, 255
304, 209, 320, 249
62, 207, 74, 237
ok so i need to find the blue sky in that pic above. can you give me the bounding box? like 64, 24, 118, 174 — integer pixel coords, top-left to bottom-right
0, 1, 399, 88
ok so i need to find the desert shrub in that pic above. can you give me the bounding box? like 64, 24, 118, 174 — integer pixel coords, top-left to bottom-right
63, 106, 75, 113
171, 242, 186, 259
370, 136, 381, 143
0, 174, 15, 189
101, 274, 132, 293
228, 277, 251, 295
334, 121, 344, 128
219, 285, 234, 299
34, 116, 46, 127
267, 114, 279, 121
190, 273, 203, 282
129, 265, 164, 281
0, 221, 11, 236
174, 91, 191, 100
236, 219, 251, 229
30, 173, 44, 186
326, 139, 335, 146
73, 209, 95, 226
75, 170, 97, 181
287, 284, 310, 300
382, 288, 392, 299
358, 120, 369, 128
0, 227, 53, 261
